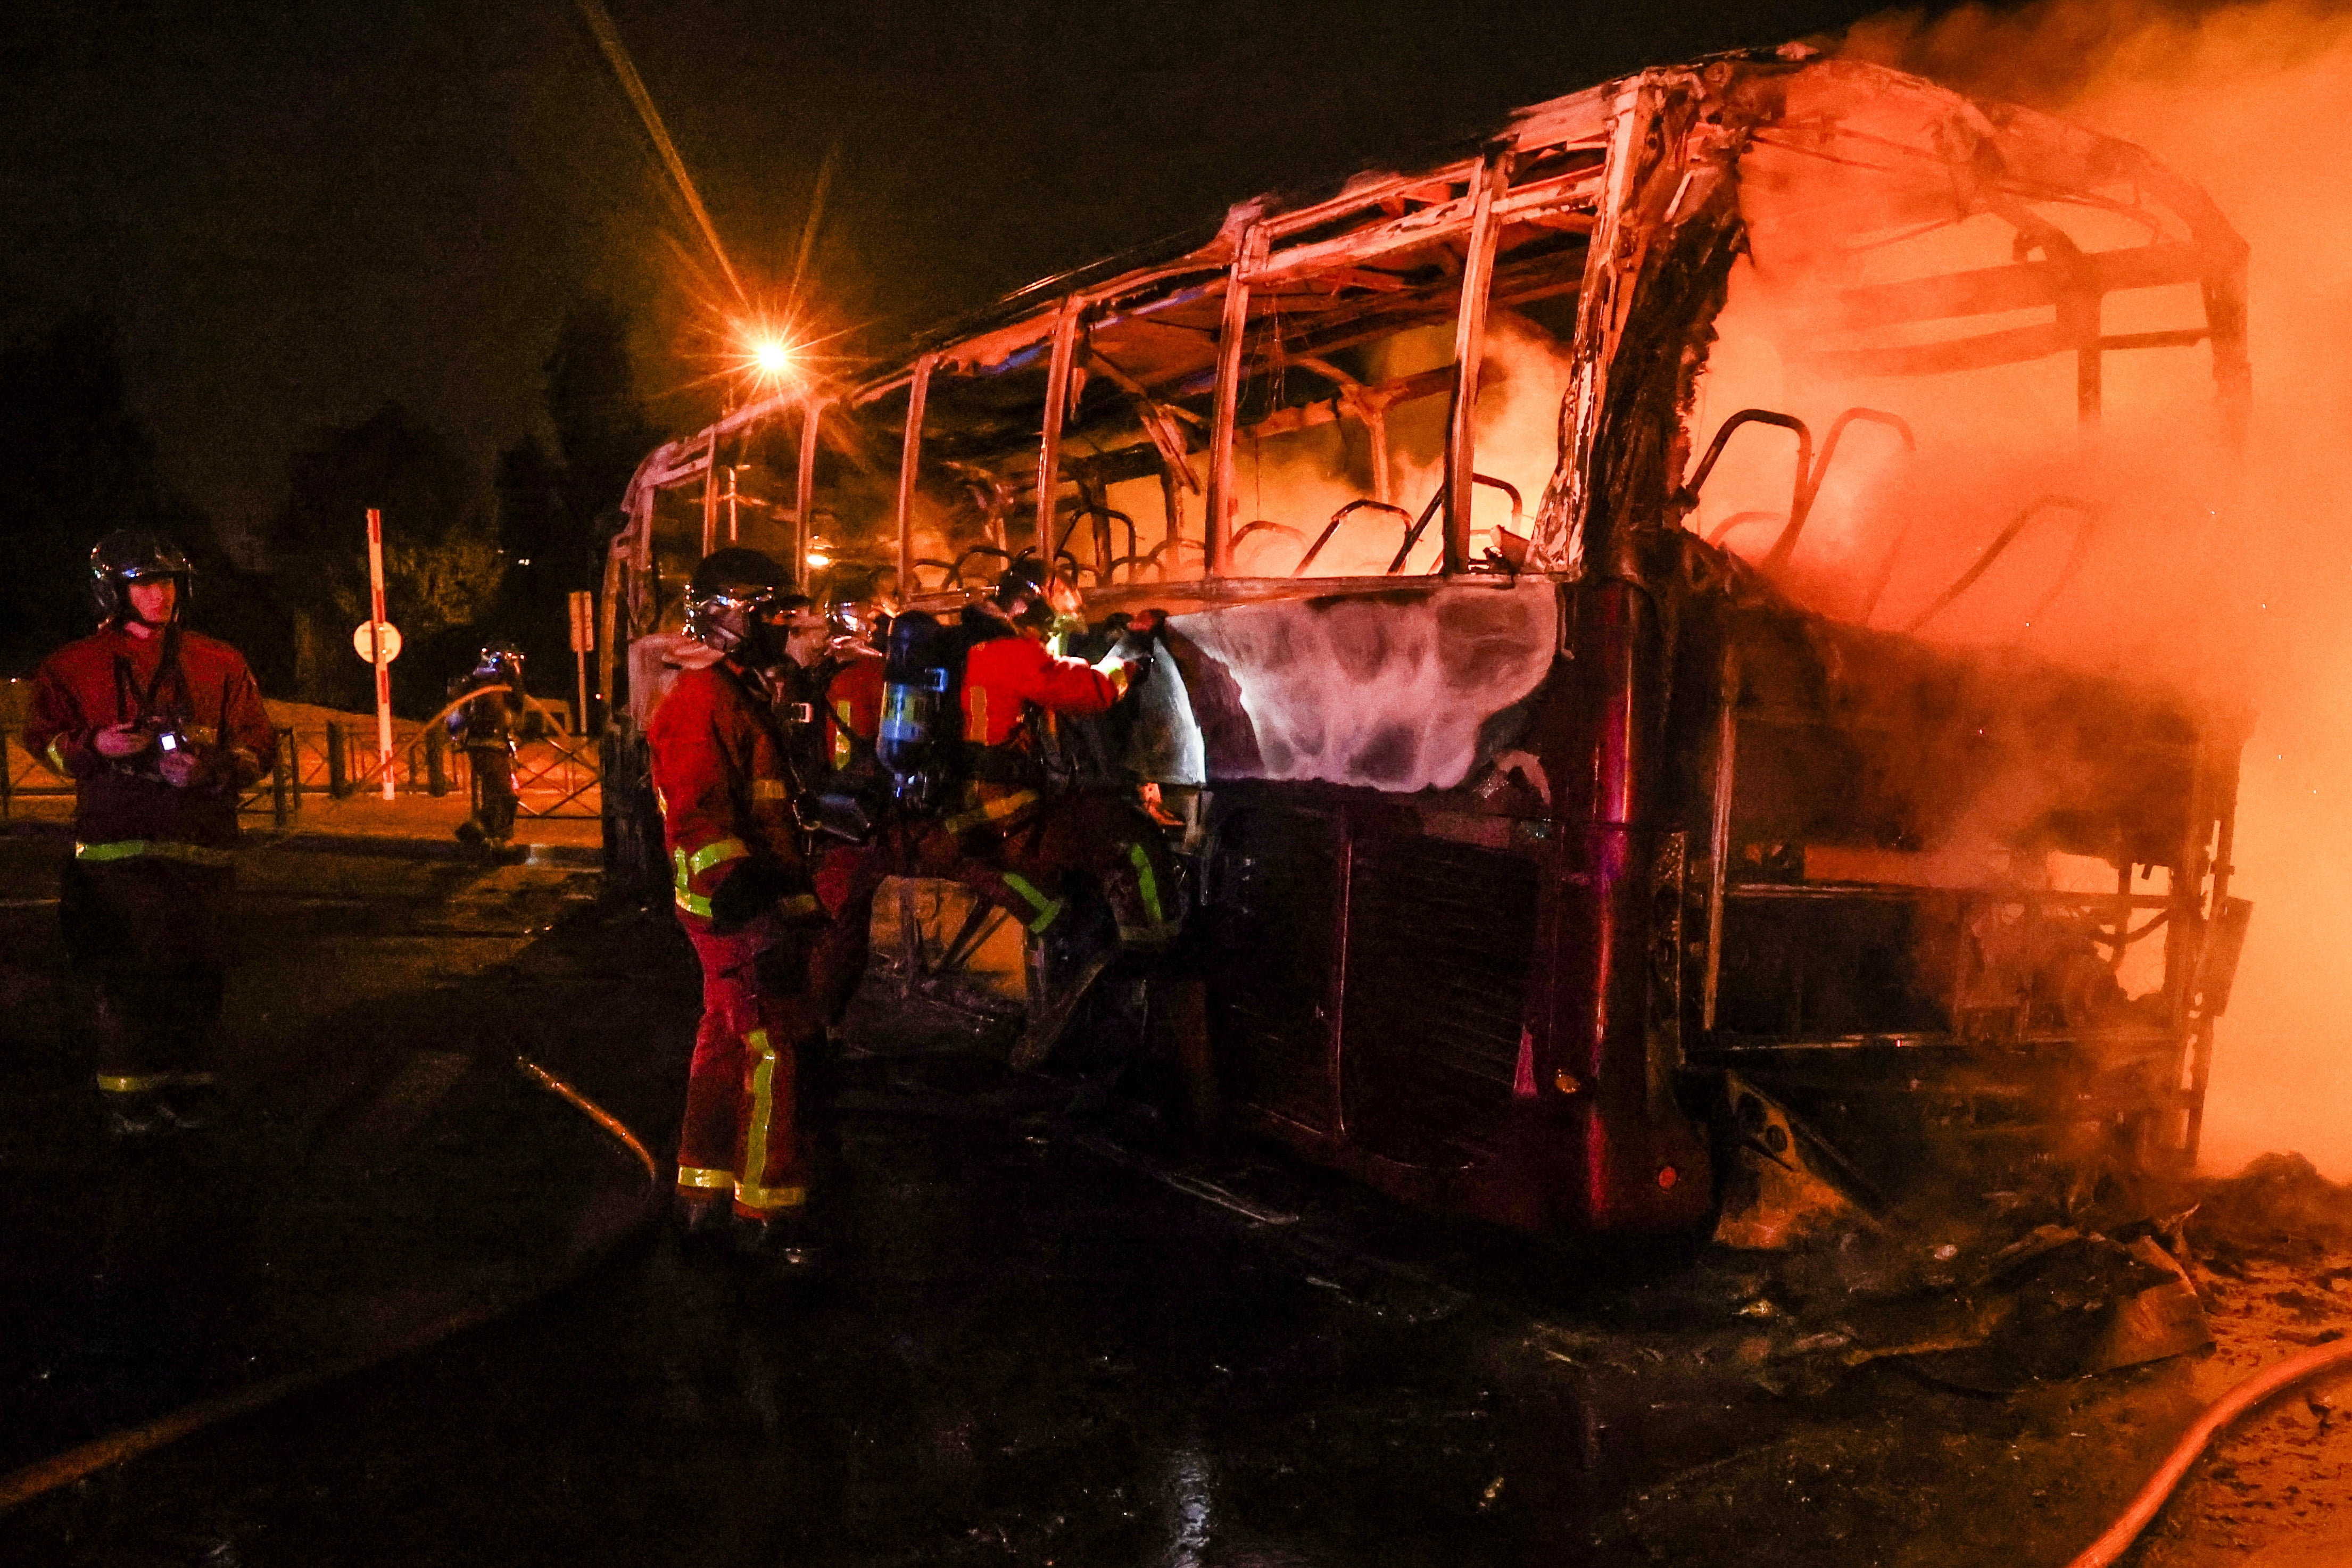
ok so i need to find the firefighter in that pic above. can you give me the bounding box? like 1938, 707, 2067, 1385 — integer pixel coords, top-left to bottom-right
446, 641, 527, 856
805, 575, 892, 1023
815, 569, 889, 781
24, 531, 276, 1139
645, 547, 834, 1258
915, 561, 1177, 1064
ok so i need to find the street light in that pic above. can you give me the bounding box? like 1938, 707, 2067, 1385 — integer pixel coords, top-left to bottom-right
749, 336, 793, 381
733, 321, 800, 396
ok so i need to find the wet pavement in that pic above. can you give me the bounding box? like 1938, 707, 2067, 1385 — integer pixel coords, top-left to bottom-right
6, 828, 2352, 1566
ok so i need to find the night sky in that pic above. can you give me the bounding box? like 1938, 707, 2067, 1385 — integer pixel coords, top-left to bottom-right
2, 0, 1909, 557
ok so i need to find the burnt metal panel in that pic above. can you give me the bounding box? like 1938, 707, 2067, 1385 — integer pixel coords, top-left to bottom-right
1339, 833, 1541, 1166
1206, 806, 1343, 1133
1712, 889, 1955, 1042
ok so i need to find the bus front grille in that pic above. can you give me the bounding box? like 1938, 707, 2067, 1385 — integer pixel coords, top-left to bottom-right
1339, 834, 1539, 1166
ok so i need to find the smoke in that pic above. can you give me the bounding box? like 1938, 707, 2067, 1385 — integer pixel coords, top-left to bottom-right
1217, 313, 1572, 578
1771, 1, 2352, 1174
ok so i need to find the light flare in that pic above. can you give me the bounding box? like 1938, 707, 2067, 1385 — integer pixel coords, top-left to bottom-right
731, 318, 806, 394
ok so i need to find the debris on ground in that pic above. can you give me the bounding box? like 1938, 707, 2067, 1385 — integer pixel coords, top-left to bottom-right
2191, 1154, 2352, 1265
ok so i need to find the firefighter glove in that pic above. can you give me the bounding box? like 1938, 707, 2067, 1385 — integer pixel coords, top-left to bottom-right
707, 858, 800, 934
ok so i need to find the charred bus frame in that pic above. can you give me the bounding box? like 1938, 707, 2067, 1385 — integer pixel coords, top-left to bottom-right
606, 52, 2252, 1239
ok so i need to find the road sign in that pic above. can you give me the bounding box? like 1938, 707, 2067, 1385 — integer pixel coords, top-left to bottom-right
352, 620, 404, 664
567, 590, 595, 734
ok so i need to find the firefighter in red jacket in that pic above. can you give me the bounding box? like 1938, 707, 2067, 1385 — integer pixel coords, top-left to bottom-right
914, 562, 1177, 1064
645, 547, 835, 1257
445, 641, 527, 855
24, 531, 275, 1138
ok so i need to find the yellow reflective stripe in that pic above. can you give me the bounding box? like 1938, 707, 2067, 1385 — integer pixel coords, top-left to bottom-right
831, 726, 851, 768
75, 841, 236, 868
97, 1073, 173, 1094
45, 739, 69, 775
685, 837, 750, 876
1102, 660, 1132, 697
672, 848, 713, 916
834, 699, 854, 726
966, 686, 988, 742
1001, 873, 1064, 934
654, 785, 668, 817
1128, 842, 1165, 925
675, 1165, 734, 1191
741, 1028, 779, 1206
673, 837, 749, 918
942, 788, 1039, 834
735, 1179, 807, 1212
748, 779, 789, 800
99, 1071, 217, 1090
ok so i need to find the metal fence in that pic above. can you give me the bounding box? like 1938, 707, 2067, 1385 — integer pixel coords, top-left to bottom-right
0, 720, 601, 826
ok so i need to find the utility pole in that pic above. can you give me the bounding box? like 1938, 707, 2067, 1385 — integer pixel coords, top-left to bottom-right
367, 508, 396, 801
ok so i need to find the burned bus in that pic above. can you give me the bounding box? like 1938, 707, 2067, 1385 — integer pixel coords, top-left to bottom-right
603, 50, 2252, 1242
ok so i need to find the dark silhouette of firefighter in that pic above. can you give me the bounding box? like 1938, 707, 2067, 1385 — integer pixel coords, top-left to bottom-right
814, 568, 889, 781
875, 560, 1174, 1064
23, 532, 276, 1140
803, 574, 892, 1022
446, 642, 526, 854
645, 547, 838, 1262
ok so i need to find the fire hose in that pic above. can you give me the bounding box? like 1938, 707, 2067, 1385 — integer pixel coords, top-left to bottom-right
2064, 1334, 2352, 1567
0, 1056, 661, 1516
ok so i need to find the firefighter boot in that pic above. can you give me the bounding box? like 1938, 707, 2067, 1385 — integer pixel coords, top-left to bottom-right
673, 1188, 732, 1249
1011, 898, 1120, 1071
153, 1076, 221, 1134
105, 1092, 164, 1142
729, 1206, 823, 1275
93, 992, 165, 1142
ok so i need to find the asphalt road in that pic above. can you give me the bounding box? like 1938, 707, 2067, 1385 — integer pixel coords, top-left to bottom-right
3, 831, 2349, 1567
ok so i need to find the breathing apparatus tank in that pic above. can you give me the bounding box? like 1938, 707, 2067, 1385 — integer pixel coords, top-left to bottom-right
877, 611, 956, 807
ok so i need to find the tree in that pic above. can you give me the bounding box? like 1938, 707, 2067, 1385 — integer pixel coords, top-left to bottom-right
494, 296, 664, 698
544, 294, 662, 555
0, 313, 284, 682
267, 404, 502, 713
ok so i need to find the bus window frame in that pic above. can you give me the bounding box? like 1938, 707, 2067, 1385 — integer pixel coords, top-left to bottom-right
1198, 156, 1515, 583
692, 396, 822, 576
888, 355, 936, 594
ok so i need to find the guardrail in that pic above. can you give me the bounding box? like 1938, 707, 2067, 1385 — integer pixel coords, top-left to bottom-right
0, 722, 601, 826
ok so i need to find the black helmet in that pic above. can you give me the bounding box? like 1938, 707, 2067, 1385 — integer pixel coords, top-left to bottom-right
993, 555, 1075, 635
90, 530, 193, 625
685, 548, 808, 659
814, 565, 891, 645
471, 640, 525, 681
993, 554, 1049, 609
